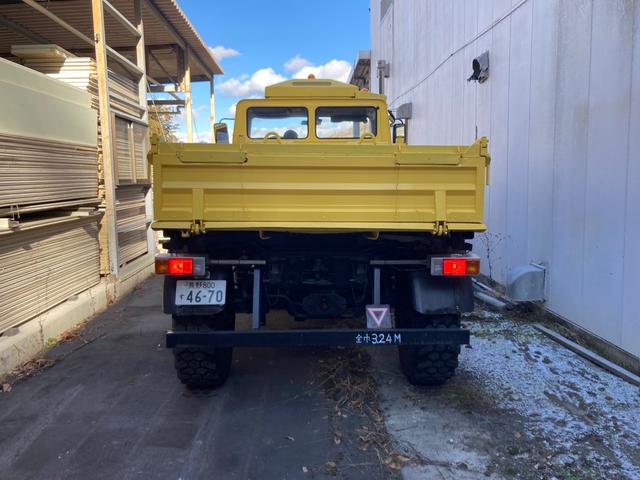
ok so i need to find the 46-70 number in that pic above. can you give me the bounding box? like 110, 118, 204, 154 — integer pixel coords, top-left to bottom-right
185, 289, 224, 304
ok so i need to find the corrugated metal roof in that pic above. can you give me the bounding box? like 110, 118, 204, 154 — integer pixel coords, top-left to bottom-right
148, 0, 222, 75
349, 50, 371, 90
0, 0, 222, 81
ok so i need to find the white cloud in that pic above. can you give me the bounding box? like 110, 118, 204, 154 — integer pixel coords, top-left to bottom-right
217, 58, 353, 99
284, 55, 311, 72
292, 59, 352, 82
227, 103, 237, 117
218, 68, 287, 97
209, 45, 240, 61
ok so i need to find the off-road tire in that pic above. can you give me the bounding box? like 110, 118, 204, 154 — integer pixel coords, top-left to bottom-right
172, 309, 234, 389
396, 304, 461, 385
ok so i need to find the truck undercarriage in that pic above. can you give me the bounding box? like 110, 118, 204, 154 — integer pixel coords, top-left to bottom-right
163, 230, 473, 319
161, 230, 476, 388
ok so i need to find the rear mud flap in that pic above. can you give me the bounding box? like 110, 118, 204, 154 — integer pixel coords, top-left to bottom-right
408, 271, 474, 315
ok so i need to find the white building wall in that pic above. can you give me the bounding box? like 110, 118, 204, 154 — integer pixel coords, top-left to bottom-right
370, 0, 640, 358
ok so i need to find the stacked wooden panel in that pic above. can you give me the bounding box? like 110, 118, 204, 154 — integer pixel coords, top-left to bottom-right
114, 118, 150, 184
0, 57, 98, 213
115, 117, 135, 181
0, 134, 98, 214
12, 45, 152, 268
116, 185, 149, 266
0, 56, 102, 333
108, 71, 144, 119
132, 123, 149, 181
13, 45, 145, 119
0, 216, 100, 334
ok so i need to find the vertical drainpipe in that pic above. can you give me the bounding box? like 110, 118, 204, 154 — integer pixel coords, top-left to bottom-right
377, 60, 390, 95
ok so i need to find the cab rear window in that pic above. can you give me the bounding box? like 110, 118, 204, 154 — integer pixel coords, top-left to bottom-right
247, 107, 308, 139
316, 107, 377, 139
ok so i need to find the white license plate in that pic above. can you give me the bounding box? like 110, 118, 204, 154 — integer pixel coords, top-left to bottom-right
175, 280, 227, 306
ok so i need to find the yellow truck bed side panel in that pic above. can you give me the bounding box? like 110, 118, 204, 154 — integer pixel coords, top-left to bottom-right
150, 139, 489, 234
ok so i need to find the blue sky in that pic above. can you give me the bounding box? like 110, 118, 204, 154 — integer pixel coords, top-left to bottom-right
174, 0, 370, 141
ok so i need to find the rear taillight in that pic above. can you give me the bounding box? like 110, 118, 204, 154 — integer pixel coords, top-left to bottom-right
155, 255, 206, 276
431, 256, 480, 276
169, 258, 193, 275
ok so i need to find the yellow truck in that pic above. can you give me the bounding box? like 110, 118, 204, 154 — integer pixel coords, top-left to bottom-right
149, 78, 490, 388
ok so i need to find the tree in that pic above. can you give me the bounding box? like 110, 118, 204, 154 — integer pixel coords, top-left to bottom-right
148, 106, 179, 142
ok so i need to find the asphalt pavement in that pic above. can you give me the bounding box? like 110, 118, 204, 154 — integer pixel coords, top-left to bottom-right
0, 277, 392, 480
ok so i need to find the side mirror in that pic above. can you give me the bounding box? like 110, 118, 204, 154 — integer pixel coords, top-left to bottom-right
214, 122, 229, 144
392, 122, 406, 144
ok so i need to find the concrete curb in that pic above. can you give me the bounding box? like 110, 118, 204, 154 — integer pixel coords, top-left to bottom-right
534, 324, 640, 387
0, 261, 153, 377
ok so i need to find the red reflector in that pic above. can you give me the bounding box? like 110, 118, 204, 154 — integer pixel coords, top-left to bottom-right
168, 258, 193, 275
442, 258, 467, 275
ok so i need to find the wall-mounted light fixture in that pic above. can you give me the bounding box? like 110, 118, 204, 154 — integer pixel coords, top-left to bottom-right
467, 51, 490, 83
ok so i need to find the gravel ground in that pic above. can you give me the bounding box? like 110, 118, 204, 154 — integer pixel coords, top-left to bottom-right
371, 309, 640, 480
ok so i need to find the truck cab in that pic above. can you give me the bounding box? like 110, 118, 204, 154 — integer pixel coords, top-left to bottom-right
233, 79, 390, 144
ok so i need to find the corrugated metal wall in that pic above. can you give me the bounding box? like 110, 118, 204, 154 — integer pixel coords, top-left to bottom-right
370, 0, 640, 357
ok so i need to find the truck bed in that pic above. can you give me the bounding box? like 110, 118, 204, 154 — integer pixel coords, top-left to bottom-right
148, 137, 489, 234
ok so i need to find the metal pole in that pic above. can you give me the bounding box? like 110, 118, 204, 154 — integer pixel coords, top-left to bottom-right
252, 267, 261, 329
373, 267, 381, 304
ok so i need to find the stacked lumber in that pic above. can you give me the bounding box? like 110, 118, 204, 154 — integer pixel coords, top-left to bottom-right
118, 228, 149, 266
116, 185, 149, 265
0, 215, 100, 333
108, 71, 144, 119
0, 57, 98, 213
13, 44, 143, 117
0, 54, 101, 332
0, 134, 98, 214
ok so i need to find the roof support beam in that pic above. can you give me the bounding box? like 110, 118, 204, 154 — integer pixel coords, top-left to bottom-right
142, 0, 185, 48
149, 49, 178, 86
91, 0, 119, 276
146, 99, 185, 106
134, 0, 148, 123
148, 84, 177, 92
0, 13, 49, 44
210, 78, 216, 143
176, 45, 193, 142
143, 0, 211, 80
103, 0, 140, 39
106, 45, 143, 78
20, 0, 142, 79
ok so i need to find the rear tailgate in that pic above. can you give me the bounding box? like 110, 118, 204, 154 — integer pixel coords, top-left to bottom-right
149, 137, 489, 234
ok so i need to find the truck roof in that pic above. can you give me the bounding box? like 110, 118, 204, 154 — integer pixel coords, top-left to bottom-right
264, 79, 384, 100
